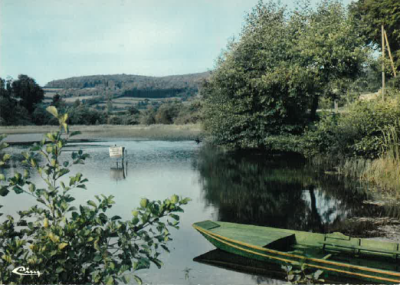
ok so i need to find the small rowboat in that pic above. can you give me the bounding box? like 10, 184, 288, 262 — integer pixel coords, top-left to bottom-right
193, 220, 400, 284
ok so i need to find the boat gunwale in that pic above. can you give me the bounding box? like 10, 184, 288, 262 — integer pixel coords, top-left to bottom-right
193, 223, 400, 279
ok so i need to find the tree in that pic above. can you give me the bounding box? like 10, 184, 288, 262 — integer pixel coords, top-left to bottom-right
0, 107, 190, 283
11, 75, 44, 114
155, 102, 182, 124
350, 0, 400, 72
127, 106, 140, 115
0, 78, 17, 125
203, 0, 368, 149
294, 0, 368, 119
140, 106, 156, 125
51, 94, 65, 110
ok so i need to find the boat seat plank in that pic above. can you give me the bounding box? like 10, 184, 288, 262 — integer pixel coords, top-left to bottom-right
321, 242, 400, 256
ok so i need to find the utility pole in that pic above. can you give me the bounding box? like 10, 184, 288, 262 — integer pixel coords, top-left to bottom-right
381, 24, 385, 100
384, 30, 397, 78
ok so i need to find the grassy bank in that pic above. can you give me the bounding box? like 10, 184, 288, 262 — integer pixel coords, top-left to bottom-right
0, 124, 203, 142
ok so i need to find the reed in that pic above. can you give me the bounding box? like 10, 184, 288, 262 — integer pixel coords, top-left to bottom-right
363, 122, 400, 193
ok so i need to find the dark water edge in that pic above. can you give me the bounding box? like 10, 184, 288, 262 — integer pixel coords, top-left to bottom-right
194, 147, 400, 237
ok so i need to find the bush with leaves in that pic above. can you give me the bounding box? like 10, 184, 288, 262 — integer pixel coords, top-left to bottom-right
0, 107, 190, 284
305, 98, 400, 158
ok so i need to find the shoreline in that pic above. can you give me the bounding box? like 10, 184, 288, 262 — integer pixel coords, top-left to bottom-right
0, 124, 203, 143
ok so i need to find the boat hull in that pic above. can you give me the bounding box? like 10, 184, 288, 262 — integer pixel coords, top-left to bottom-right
193, 221, 400, 284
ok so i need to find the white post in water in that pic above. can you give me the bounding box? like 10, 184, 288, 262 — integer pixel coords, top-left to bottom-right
109, 146, 125, 168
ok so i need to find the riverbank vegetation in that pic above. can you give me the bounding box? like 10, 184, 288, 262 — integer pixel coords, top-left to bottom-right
202, 0, 400, 193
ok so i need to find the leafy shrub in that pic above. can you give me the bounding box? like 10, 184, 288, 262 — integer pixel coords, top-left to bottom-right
140, 107, 156, 125
68, 106, 106, 125
154, 102, 182, 124
108, 115, 124, 125
174, 101, 203, 125
305, 99, 400, 158
0, 107, 190, 284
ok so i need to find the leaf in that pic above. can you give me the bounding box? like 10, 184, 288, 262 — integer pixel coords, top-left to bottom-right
0, 174, 5, 181
72, 212, 79, 220
0, 187, 9, 197
13, 186, 24, 194
62, 123, 69, 133
58, 243, 68, 250
105, 276, 114, 285
170, 214, 180, 221
180, 197, 192, 204
46, 106, 58, 118
121, 275, 130, 284
313, 269, 324, 279
70, 131, 82, 137
133, 275, 143, 285
87, 200, 97, 208
161, 245, 170, 253
171, 194, 179, 204
140, 198, 149, 208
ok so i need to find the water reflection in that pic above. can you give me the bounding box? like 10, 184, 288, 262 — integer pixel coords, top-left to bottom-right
110, 162, 128, 181
194, 249, 285, 283
194, 147, 387, 234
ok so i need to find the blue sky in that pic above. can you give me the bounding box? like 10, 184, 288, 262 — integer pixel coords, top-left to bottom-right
0, 0, 354, 86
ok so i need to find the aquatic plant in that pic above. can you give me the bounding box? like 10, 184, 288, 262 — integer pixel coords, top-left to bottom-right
0, 107, 190, 284
282, 264, 324, 284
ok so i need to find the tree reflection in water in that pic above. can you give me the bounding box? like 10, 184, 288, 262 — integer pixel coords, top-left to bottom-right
194, 147, 387, 233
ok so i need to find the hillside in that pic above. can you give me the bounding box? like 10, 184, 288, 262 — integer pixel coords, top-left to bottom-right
44, 72, 210, 100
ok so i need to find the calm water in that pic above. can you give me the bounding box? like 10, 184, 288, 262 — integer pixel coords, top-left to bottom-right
1, 140, 393, 284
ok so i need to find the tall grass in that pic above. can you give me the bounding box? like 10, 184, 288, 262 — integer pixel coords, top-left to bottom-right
363, 122, 400, 193
338, 121, 400, 194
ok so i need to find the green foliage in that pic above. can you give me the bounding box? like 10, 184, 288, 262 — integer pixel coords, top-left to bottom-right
350, 0, 400, 71
68, 105, 106, 125
305, 98, 400, 158
154, 101, 182, 124
174, 100, 203, 125
203, 0, 368, 149
282, 264, 324, 284
11, 75, 45, 114
0, 107, 190, 283
140, 107, 157, 125
0, 76, 43, 125
127, 106, 140, 115
32, 104, 58, 125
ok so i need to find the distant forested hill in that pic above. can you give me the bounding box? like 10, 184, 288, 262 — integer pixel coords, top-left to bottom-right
45, 72, 210, 99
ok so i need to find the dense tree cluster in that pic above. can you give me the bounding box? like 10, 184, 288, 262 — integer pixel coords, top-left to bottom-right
0, 75, 44, 125
203, 0, 369, 149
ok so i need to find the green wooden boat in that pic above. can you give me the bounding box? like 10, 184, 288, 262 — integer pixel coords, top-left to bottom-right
193, 220, 400, 284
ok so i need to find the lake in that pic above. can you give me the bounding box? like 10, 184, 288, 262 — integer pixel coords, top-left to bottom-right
1, 139, 394, 284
